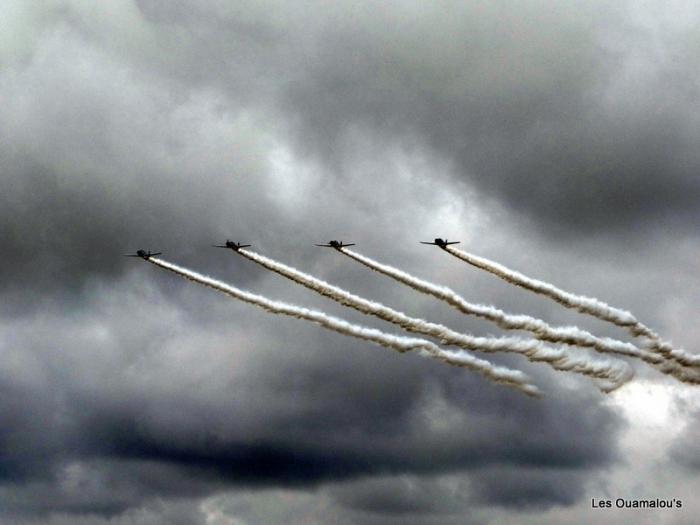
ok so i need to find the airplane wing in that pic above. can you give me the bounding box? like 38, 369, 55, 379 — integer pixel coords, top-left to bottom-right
315, 244, 332, 247
419, 241, 437, 245
342, 244, 356, 247
238, 245, 251, 249
124, 254, 141, 257
444, 242, 460, 245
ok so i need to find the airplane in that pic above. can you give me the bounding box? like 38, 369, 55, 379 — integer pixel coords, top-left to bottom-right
315, 240, 356, 249
213, 241, 251, 251
420, 238, 460, 248
124, 250, 162, 259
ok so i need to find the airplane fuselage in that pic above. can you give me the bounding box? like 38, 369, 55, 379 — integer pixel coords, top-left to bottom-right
420, 238, 460, 248
124, 249, 162, 259
214, 241, 251, 251
316, 240, 356, 249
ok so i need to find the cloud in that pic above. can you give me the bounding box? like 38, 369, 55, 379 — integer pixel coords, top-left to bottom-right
275, 1, 700, 236
129, 0, 700, 236
670, 408, 700, 471
1, 2, 697, 523
469, 468, 585, 510
329, 475, 469, 516
4, 0, 700, 304
0, 277, 621, 518
0, 18, 281, 296
0, 498, 207, 525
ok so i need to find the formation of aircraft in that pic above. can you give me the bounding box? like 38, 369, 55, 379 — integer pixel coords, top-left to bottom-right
126, 239, 460, 258
315, 240, 356, 249
124, 250, 162, 259
420, 238, 460, 248
213, 241, 251, 251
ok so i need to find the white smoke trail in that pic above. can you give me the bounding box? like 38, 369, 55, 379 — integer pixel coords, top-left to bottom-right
340, 248, 700, 385
147, 257, 539, 395
234, 249, 632, 389
443, 245, 700, 370
645, 338, 700, 369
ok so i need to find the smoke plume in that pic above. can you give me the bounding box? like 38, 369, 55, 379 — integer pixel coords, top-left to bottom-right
443, 245, 700, 370
340, 248, 700, 384
147, 257, 540, 395
233, 249, 632, 390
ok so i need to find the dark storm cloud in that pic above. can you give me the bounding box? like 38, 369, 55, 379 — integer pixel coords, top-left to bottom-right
80, 378, 616, 483
0, 22, 281, 297
0, 497, 208, 525
329, 468, 585, 518
8, 0, 698, 301
329, 475, 468, 516
0, 375, 64, 482
280, 2, 700, 236
126, 0, 700, 236
0, 280, 621, 518
469, 468, 583, 509
0, 1, 453, 302
0, 461, 217, 518
3, 1, 693, 523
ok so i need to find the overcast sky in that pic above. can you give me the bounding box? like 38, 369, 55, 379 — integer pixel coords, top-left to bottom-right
2, 1, 700, 524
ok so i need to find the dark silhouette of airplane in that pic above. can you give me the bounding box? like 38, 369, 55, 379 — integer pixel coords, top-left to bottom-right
213, 241, 251, 251
124, 250, 162, 259
315, 240, 356, 249
420, 238, 460, 248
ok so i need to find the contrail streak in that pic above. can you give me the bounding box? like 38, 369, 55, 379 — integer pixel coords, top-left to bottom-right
339, 248, 700, 385
442, 245, 700, 370
147, 257, 539, 396
233, 249, 632, 390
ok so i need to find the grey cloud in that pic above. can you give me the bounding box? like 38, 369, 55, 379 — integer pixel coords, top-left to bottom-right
0, 280, 621, 518
0, 24, 281, 296
2, 1, 695, 523
670, 409, 700, 471
329, 467, 589, 519
277, 2, 700, 236
11, 0, 699, 303
0, 498, 207, 525
469, 467, 584, 510
329, 475, 470, 516
123, 0, 700, 236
